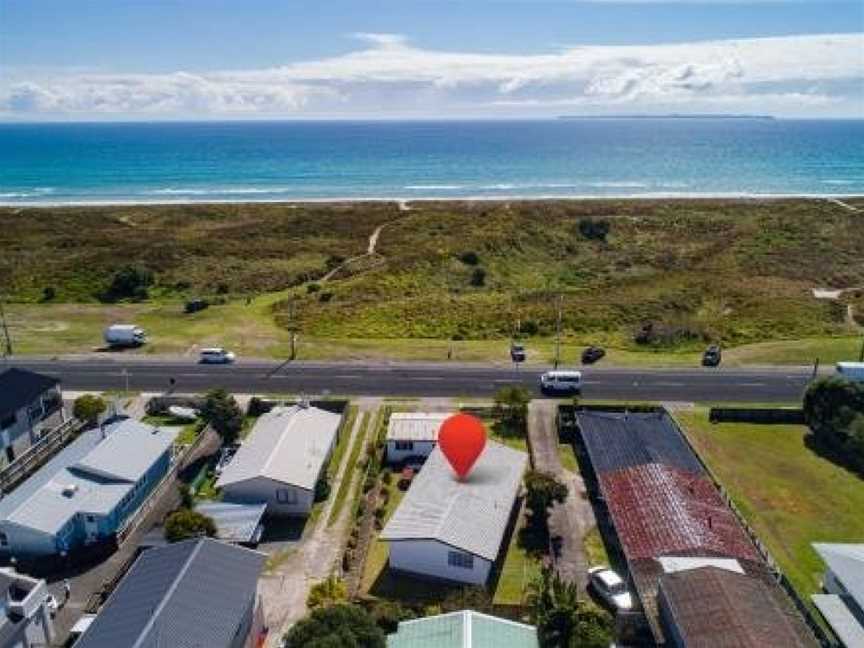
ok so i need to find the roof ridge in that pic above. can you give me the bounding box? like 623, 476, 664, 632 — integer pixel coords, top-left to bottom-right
130, 540, 204, 648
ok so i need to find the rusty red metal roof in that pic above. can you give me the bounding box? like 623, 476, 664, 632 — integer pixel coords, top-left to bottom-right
599, 463, 760, 562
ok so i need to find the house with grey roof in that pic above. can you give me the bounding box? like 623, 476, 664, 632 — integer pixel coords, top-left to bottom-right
386, 412, 450, 465
388, 610, 538, 648
812, 543, 864, 648
0, 419, 178, 559
0, 368, 64, 467
75, 537, 266, 648
216, 405, 341, 515
380, 441, 528, 585
0, 567, 56, 648
195, 501, 266, 545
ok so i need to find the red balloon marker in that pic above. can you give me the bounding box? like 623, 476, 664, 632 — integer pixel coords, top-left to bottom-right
438, 413, 487, 479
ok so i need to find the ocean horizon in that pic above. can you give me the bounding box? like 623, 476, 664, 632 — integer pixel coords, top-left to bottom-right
1, 119, 863, 205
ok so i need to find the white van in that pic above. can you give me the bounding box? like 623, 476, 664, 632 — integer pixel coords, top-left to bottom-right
540, 370, 583, 395
199, 348, 236, 364
836, 362, 864, 383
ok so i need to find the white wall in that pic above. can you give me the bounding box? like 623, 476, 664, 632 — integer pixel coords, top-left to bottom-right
386, 440, 436, 464
221, 477, 314, 516
387, 539, 491, 585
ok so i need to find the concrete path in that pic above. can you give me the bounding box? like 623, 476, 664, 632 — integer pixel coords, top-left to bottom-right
259, 400, 379, 646
527, 400, 594, 589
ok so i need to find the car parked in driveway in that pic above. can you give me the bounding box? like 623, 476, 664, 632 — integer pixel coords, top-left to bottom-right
199, 347, 236, 364
702, 344, 722, 367
582, 345, 606, 364
588, 566, 633, 611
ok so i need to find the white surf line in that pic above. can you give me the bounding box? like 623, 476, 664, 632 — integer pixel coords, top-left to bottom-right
826, 197, 860, 212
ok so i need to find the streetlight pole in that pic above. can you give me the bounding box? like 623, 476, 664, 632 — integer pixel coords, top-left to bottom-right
0, 297, 12, 358
554, 295, 563, 370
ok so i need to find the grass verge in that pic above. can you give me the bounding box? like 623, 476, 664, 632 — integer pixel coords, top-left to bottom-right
327, 411, 370, 528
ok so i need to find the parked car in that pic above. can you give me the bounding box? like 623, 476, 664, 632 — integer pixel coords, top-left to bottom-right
540, 370, 582, 395
510, 343, 527, 363
103, 324, 147, 348
588, 566, 633, 611
836, 361, 864, 383
199, 347, 236, 364
702, 344, 722, 367
581, 345, 606, 364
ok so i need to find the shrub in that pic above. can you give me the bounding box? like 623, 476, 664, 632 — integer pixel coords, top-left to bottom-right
216, 282, 229, 294
470, 267, 486, 287
524, 470, 568, 531
578, 218, 611, 241
314, 475, 331, 502
519, 319, 540, 336
41, 286, 56, 302
73, 394, 107, 425
362, 476, 376, 493
458, 251, 480, 266
381, 471, 393, 485
319, 291, 334, 303
307, 282, 321, 293
164, 509, 216, 543
306, 575, 347, 609
247, 396, 272, 417
371, 601, 416, 633
100, 264, 154, 302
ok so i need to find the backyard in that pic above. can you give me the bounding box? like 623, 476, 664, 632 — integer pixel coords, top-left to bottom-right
677, 408, 864, 599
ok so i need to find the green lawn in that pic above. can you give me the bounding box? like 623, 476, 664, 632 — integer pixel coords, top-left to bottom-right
583, 526, 610, 568
141, 414, 201, 445
493, 502, 541, 605
676, 408, 864, 599
327, 411, 370, 527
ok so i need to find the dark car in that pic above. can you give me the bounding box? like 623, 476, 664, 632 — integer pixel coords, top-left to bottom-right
582, 346, 606, 365
702, 344, 722, 367
510, 343, 527, 363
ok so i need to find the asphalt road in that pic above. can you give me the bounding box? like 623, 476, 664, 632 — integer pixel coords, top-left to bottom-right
3, 357, 815, 403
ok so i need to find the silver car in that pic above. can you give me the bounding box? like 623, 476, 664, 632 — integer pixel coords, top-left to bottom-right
588, 566, 633, 611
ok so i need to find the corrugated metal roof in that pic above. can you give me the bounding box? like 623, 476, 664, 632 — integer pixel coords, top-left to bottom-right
216, 405, 340, 491
195, 502, 266, 544
660, 566, 816, 647
75, 538, 265, 648
813, 543, 864, 608
600, 463, 760, 562
0, 419, 178, 536
576, 410, 703, 476
812, 594, 864, 648
0, 368, 59, 419
380, 442, 528, 561
657, 556, 744, 576
386, 413, 451, 443
387, 610, 538, 648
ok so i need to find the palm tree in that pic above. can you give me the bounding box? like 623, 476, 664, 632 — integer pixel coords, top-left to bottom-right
525, 564, 582, 646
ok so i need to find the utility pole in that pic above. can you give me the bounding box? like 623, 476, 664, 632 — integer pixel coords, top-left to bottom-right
859, 334, 864, 363
288, 297, 297, 360
554, 294, 563, 370
0, 297, 12, 358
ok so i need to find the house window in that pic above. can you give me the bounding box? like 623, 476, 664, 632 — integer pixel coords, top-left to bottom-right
447, 551, 474, 569
0, 532, 8, 548
394, 441, 414, 451
276, 488, 298, 504
85, 515, 95, 523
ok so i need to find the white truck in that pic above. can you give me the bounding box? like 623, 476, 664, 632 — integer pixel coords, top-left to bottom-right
836, 362, 864, 383
104, 324, 147, 347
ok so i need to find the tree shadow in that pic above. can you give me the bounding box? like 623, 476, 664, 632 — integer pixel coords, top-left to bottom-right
803, 433, 864, 480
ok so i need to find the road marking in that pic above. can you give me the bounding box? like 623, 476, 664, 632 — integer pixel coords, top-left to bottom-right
738, 382, 766, 387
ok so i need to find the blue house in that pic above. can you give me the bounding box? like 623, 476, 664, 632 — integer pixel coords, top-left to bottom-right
0, 419, 178, 558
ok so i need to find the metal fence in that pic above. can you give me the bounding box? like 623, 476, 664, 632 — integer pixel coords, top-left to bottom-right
0, 418, 82, 494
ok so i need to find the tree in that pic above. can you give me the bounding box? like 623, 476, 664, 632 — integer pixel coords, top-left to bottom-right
493, 385, 531, 435
164, 509, 216, 543
200, 388, 244, 444
73, 394, 107, 425
524, 470, 568, 530
100, 264, 154, 302
803, 376, 864, 473
307, 576, 347, 609
441, 586, 492, 613
578, 218, 611, 241
458, 251, 480, 266
284, 604, 386, 648
525, 564, 612, 648
369, 601, 415, 633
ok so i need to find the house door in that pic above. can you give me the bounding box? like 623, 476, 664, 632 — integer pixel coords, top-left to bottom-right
83, 515, 99, 543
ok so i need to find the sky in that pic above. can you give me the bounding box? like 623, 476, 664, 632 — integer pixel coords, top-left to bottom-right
1, 0, 862, 120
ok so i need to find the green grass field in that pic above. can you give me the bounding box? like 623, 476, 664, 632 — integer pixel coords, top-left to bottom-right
677, 408, 864, 599
3, 199, 863, 365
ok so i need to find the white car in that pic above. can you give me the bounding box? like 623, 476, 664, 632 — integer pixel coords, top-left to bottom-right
588, 566, 633, 611
43, 593, 59, 616
199, 348, 236, 364
540, 370, 583, 395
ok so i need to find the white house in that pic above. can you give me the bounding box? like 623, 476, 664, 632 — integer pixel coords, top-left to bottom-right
216, 405, 341, 516
812, 543, 864, 648
387, 610, 539, 647
385, 412, 451, 464
380, 441, 528, 585
0, 368, 65, 467
0, 568, 56, 648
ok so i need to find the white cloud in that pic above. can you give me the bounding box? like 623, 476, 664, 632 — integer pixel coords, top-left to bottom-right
1, 32, 861, 118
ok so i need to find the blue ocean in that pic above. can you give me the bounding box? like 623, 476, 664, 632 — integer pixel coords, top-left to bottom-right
0, 119, 862, 204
